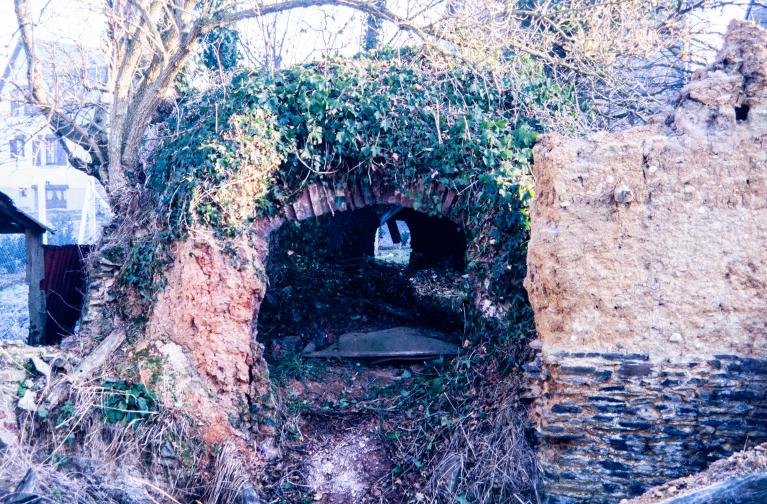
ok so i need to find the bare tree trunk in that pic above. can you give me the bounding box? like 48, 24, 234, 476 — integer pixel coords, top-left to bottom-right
363, 0, 386, 51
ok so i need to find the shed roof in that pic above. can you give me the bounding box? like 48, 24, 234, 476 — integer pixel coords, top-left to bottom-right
0, 190, 51, 234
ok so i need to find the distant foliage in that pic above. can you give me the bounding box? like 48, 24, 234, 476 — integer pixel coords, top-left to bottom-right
201, 27, 240, 72
47, 212, 77, 245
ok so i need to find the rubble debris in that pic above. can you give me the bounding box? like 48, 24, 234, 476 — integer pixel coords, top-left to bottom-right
623, 443, 767, 504
16, 389, 37, 412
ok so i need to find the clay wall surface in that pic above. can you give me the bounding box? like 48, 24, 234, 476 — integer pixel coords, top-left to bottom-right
526, 21, 767, 361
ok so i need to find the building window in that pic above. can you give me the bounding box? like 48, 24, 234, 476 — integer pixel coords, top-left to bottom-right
45, 136, 67, 165
32, 136, 67, 166
46, 184, 68, 209
9, 136, 25, 158
32, 140, 42, 166
86, 65, 109, 84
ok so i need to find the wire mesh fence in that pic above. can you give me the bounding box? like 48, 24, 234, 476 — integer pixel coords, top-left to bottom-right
0, 233, 28, 341
0, 234, 25, 274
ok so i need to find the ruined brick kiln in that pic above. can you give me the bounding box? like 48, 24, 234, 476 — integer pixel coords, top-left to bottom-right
30, 19, 767, 504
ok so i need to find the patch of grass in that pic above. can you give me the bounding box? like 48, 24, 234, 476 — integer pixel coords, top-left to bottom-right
269, 354, 323, 384
366, 347, 539, 503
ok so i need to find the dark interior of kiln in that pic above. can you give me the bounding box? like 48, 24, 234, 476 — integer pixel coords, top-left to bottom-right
256, 205, 469, 362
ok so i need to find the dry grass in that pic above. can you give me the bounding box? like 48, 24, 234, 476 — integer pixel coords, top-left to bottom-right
382, 363, 540, 504
0, 442, 104, 503
2, 343, 539, 504
203, 441, 248, 504
0, 379, 243, 504
261, 346, 541, 503
426, 399, 539, 504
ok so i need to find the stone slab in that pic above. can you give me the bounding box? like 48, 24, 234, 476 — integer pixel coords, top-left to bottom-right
305, 326, 459, 359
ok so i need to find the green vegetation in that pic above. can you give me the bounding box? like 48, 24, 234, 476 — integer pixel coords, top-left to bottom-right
201, 26, 241, 72
119, 49, 579, 338
263, 351, 537, 503
269, 353, 323, 384
100, 379, 158, 426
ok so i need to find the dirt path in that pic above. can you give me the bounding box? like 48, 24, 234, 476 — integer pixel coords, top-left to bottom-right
303, 416, 392, 503
263, 362, 414, 503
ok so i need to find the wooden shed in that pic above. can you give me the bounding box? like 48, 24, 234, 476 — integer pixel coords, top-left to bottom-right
0, 190, 50, 344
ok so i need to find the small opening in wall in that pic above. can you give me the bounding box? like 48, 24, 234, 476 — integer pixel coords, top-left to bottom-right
374, 219, 411, 265
734, 104, 750, 122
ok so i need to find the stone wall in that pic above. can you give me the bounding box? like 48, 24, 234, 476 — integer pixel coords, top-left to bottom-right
523, 352, 767, 502
524, 21, 767, 503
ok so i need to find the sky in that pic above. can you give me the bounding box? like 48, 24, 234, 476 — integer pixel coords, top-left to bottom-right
0, 0, 400, 73
0, 1, 751, 74
0, 0, 104, 64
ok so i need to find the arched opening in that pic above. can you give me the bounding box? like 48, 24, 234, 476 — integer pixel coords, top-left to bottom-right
374, 217, 411, 265
255, 204, 481, 501
52, 47, 545, 504
256, 204, 468, 363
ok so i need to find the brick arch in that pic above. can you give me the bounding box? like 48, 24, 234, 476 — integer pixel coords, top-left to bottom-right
136, 175, 475, 445
254, 179, 471, 341
250, 178, 470, 274
277, 178, 464, 225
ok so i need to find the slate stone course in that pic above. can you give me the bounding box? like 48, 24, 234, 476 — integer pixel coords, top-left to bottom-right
526, 352, 767, 503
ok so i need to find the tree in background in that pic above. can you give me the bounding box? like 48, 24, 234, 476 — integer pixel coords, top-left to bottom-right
201, 26, 241, 72
11, 0, 757, 208
363, 0, 386, 50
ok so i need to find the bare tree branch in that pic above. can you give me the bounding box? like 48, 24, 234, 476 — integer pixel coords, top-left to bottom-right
13, 0, 108, 180
12, 0, 750, 202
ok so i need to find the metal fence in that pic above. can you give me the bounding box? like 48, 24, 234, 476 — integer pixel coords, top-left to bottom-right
0, 233, 28, 341
0, 234, 25, 274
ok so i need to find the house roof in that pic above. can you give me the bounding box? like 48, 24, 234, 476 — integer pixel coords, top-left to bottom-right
0, 189, 51, 234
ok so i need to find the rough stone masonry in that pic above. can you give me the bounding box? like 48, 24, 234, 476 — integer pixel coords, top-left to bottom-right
524, 21, 767, 503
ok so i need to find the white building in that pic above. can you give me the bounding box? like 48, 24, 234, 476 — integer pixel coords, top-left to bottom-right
0, 39, 110, 244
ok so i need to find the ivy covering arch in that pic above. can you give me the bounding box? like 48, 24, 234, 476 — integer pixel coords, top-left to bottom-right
117, 49, 578, 340
51, 48, 587, 504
